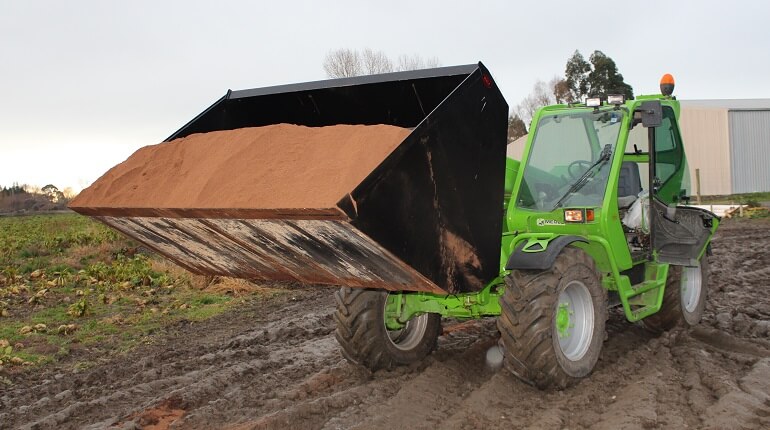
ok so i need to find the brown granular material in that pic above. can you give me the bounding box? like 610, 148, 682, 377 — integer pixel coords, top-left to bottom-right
70, 124, 409, 210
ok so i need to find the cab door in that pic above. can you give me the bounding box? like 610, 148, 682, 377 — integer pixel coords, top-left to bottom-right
646, 104, 718, 265
652, 200, 716, 266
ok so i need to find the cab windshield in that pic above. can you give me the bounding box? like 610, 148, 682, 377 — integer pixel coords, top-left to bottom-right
516, 108, 624, 211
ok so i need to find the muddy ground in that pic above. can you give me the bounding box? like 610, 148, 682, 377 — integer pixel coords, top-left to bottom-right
2, 218, 770, 429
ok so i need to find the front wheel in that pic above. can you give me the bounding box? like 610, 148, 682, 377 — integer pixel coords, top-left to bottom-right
497, 247, 607, 389
642, 258, 709, 333
333, 288, 441, 371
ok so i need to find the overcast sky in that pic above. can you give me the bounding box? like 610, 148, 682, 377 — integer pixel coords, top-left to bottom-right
2, 0, 769, 191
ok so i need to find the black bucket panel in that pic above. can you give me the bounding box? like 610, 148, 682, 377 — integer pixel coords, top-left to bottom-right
167, 65, 477, 140
96, 216, 443, 293
339, 66, 508, 293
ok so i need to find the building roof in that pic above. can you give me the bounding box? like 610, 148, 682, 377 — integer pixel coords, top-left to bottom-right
680, 99, 770, 110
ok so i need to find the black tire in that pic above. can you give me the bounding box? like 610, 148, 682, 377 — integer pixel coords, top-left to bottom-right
642, 257, 709, 334
497, 247, 607, 389
333, 287, 441, 371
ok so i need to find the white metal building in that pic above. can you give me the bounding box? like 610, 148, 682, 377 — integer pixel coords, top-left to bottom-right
679, 99, 770, 195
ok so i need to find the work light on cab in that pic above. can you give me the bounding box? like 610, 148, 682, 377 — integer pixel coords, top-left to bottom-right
660, 74, 675, 96
585, 97, 602, 107
607, 94, 624, 105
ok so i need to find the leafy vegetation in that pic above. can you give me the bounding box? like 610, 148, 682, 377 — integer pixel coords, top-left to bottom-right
744, 207, 770, 219
563, 50, 634, 102
699, 191, 770, 206
696, 192, 770, 218
0, 213, 285, 371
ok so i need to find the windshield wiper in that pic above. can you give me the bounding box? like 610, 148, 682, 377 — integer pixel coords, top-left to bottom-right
552, 144, 613, 209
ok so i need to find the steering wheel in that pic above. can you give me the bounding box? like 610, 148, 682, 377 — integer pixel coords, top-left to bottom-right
567, 160, 592, 179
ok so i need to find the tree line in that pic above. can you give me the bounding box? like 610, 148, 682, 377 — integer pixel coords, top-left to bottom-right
0, 183, 75, 213
321, 48, 633, 145
508, 50, 634, 142
323, 48, 441, 78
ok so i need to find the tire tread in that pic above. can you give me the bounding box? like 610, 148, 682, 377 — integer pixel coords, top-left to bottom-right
497, 247, 606, 389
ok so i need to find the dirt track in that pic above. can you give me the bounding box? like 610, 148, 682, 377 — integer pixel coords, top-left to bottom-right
2, 219, 770, 429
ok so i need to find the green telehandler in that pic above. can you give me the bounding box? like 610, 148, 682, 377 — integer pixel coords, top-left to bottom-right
72, 64, 719, 389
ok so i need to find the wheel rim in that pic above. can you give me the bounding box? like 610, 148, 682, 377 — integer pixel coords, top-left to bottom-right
383, 295, 429, 352
555, 280, 595, 361
681, 265, 702, 313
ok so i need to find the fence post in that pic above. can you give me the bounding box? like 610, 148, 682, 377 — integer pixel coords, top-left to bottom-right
695, 168, 702, 205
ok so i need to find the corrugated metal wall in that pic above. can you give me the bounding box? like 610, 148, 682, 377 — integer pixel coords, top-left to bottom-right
729, 110, 770, 193
679, 108, 732, 195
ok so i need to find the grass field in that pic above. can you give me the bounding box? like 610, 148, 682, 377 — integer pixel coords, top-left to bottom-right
0, 213, 286, 372
699, 191, 770, 206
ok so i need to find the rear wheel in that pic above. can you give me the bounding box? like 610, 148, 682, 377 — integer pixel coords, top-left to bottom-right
333, 288, 441, 371
497, 247, 607, 389
642, 258, 709, 333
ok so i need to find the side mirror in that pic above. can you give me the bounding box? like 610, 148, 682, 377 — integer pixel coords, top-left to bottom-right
639, 101, 662, 128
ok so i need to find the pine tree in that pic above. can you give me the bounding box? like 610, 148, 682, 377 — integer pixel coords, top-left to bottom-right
507, 114, 527, 142
587, 51, 634, 100
564, 50, 591, 102
564, 50, 634, 101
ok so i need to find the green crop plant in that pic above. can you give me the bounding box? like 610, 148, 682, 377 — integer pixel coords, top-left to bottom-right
67, 298, 89, 317
0, 213, 279, 369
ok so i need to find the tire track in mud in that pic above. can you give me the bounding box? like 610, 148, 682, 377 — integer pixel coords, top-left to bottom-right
1, 289, 349, 429
2, 219, 770, 429
431, 318, 667, 429
323, 320, 499, 430
227, 320, 501, 430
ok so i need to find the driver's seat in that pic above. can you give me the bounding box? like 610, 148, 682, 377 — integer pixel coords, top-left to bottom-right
618, 161, 642, 208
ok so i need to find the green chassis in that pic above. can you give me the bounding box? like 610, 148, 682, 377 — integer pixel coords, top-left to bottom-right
385, 95, 719, 330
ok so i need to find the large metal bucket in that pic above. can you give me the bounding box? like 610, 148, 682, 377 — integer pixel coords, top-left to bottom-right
71, 63, 508, 294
